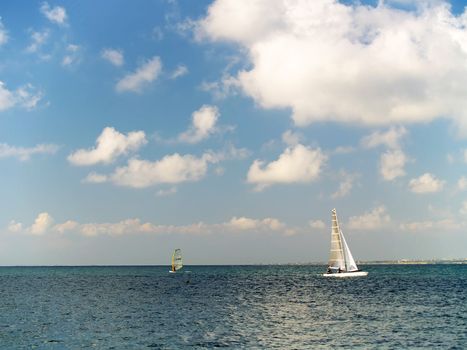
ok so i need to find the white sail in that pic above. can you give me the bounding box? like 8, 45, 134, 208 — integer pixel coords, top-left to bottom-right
340, 230, 358, 272
324, 209, 367, 277
171, 249, 183, 272
328, 208, 345, 270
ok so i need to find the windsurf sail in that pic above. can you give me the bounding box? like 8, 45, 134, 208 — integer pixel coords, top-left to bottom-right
171, 249, 183, 272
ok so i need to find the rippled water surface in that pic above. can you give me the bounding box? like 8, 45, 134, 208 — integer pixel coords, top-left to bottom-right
0, 265, 465, 349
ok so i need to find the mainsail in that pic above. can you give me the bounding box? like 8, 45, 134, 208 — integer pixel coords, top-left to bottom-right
327, 209, 359, 272
328, 209, 345, 270
171, 249, 183, 272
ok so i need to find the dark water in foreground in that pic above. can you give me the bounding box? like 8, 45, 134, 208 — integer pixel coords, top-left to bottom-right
0, 265, 465, 349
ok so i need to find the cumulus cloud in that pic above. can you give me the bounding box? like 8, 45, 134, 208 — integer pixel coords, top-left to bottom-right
40, 2, 67, 25
0, 82, 44, 112
10, 214, 291, 236
110, 152, 218, 188
247, 144, 326, 190
170, 64, 188, 79
30, 212, 54, 235
409, 173, 445, 193
361, 126, 407, 150
0, 143, 58, 161
8, 220, 22, 233
178, 105, 219, 143
457, 176, 467, 191
0, 82, 16, 111
101, 48, 124, 67
309, 220, 326, 229
26, 30, 49, 53
347, 206, 390, 230
332, 172, 357, 199
361, 126, 408, 181
62, 44, 81, 67
380, 149, 407, 181
82, 172, 108, 184
400, 218, 462, 231
68, 127, 147, 166
199, 74, 240, 100
281, 130, 302, 146
0, 18, 9, 46
54, 220, 78, 233
116, 56, 162, 93
156, 187, 177, 197
197, 1, 467, 134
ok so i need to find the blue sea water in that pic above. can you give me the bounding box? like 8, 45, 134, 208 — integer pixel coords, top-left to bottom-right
0, 265, 465, 349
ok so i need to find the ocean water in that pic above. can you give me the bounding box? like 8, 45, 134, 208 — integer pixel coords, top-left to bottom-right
0, 265, 465, 349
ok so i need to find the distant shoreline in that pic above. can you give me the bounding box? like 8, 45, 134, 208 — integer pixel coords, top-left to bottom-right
359, 259, 467, 265
0, 259, 466, 267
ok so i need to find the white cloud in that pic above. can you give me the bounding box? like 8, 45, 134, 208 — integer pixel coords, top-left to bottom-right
156, 187, 178, 197
16, 84, 44, 110
62, 44, 81, 67
0, 18, 9, 46
199, 74, 240, 100
170, 64, 188, 79
380, 149, 407, 181
347, 206, 391, 230
15, 214, 290, 236
0, 82, 44, 112
0, 82, 15, 111
361, 126, 407, 150
0, 143, 58, 161
281, 130, 302, 146
29, 212, 54, 235
68, 127, 147, 166
332, 172, 356, 199
40, 2, 67, 25
400, 218, 461, 231
26, 30, 49, 53
178, 105, 219, 143
309, 220, 325, 229
110, 152, 218, 188
197, 1, 467, 134
54, 220, 78, 233
220, 143, 250, 160
82, 172, 108, 184
457, 176, 467, 191
227, 216, 284, 231
409, 173, 445, 193
101, 48, 124, 67
8, 220, 22, 233
247, 144, 326, 190
116, 56, 162, 93
361, 127, 408, 181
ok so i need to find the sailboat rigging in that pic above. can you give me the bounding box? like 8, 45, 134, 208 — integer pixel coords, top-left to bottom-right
323, 209, 368, 277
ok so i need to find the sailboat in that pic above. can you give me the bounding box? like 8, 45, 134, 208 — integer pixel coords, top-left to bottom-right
169, 248, 183, 273
323, 209, 368, 277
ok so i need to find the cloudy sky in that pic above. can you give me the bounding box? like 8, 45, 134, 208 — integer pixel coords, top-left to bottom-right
1, 0, 466, 265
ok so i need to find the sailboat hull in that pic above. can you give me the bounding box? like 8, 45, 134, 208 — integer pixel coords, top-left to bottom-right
322, 271, 368, 278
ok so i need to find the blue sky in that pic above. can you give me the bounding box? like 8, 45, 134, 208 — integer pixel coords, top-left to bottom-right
0, 0, 466, 265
